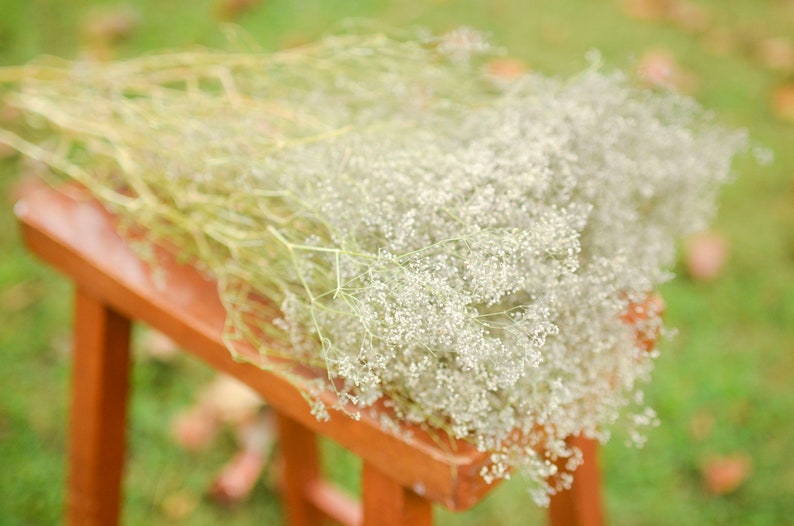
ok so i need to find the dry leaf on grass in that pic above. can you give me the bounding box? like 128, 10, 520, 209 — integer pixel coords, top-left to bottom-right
213, 0, 263, 21
79, 5, 140, 62
755, 37, 794, 72
621, 0, 711, 33
637, 48, 700, 94
80, 5, 140, 44
621, 0, 671, 21
199, 375, 263, 424
668, 0, 712, 34
771, 82, 794, 123
171, 375, 264, 452
171, 407, 219, 452
701, 454, 752, 495
210, 450, 268, 505
138, 329, 180, 361
684, 231, 729, 281
487, 57, 529, 79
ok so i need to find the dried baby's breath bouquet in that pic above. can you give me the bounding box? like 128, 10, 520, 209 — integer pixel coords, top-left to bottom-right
0, 29, 746, 503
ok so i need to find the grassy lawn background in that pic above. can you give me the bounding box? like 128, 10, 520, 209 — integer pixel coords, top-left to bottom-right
1, 1, 792, 524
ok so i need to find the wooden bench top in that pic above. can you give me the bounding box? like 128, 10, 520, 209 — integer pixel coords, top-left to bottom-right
15, 180, 498, 512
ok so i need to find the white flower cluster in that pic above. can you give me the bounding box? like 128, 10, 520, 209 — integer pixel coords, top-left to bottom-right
2, 31, 745, 503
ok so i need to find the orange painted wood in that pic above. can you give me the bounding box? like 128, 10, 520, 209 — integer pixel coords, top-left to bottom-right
277, 414, 362, 526
67, 288, 131, 526
362, 462, 433, 526
15, 183, 497, 510
276, 413, 325, 526
16, 181, 607, 526
549, 436, 604, 526
15, 182, 497, 512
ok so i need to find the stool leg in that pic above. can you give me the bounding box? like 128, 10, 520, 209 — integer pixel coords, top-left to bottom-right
548, 436, 604, 526
67, 289, 132, 526
277, 413, 325, 526
362, 462, 432, 526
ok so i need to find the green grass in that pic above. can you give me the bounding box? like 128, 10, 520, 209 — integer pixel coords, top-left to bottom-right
1, 1, 793, 524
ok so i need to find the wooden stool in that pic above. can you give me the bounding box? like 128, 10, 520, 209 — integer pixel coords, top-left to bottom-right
15, 181, 603, 526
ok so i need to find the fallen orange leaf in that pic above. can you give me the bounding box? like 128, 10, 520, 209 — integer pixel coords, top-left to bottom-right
487, 57, 529, 79
701, 454, 752, 495
80, 5, 140, 44
637, 48, 700, 94
684, 231, 729, 281
771, 83, 794, 123
756, 37, 794, 72
668, 0, 712, 34
138, 329, 180, 361
213, 0, 263, 21
621, 0, 671, 21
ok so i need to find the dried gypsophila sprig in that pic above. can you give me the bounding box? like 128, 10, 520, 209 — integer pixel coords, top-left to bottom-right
0, 29, 747, 504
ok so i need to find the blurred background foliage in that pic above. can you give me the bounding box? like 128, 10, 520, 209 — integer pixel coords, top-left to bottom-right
0, 0, 792, 524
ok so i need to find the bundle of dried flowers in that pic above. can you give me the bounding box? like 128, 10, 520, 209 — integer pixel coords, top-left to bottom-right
0, 29, 745, 503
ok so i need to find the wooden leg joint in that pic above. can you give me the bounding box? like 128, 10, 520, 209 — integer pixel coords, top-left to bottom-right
362, 462, 432, 526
